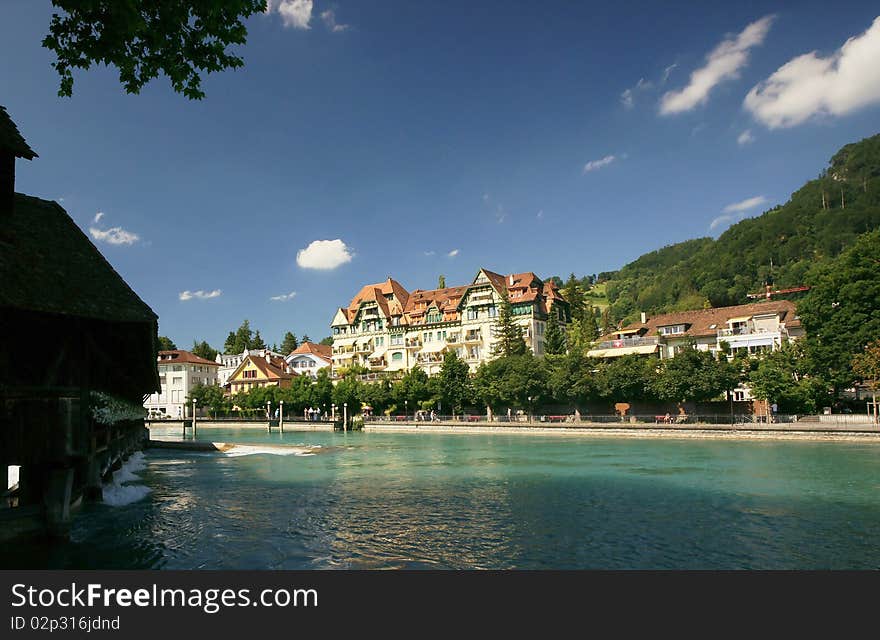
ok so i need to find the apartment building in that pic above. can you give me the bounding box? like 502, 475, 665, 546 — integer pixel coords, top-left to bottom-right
144, 350, 220, 418
285, 341, 332, 378
330, 268, 569, 376
587, 300, 804, 361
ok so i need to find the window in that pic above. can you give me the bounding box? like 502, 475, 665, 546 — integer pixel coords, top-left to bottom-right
467, 308, 478, 320
659, 325, 685, 335
488, 306, 497, 318
392, 352, 403, 361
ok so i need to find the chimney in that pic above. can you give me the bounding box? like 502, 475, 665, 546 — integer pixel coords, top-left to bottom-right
265, 353, 271, 364
0, 106, 38, 217
509, 274, 514, 286
640, 312, 647, 324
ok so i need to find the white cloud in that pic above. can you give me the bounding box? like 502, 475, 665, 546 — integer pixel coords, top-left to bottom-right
424, 250, 436, 256
737, 129, 755, 145
620, 77, 653, 109
296, 239, 353, 270
536, 209, 544, 220
89, 226, 140, 246
274, 0, 312, 29
661, 63, 678, 85
722, 195, 767, 213
93, 211, 104, 223
744, 17, 880, 129
270, 291, 297, 302
321, 9, 350, 32
583, 155, 617, 173
447, 249, 459, 258
179, 289, 222, 301
660, 15, 775, 115
709, 214, 737, 231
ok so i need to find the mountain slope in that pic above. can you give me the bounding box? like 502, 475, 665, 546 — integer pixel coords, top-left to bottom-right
601, 132, 880, 323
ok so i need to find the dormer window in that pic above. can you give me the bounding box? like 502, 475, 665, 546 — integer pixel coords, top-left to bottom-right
658, 324, 686, 335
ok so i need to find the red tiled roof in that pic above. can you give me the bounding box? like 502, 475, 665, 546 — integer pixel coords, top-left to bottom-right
602, 300, 801, 340
289, 341, 332, 362
157, 350, 220, 367
240, 353, 296, 380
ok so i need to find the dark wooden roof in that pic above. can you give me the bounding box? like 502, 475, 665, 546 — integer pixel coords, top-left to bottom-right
0, 193, 157, 323
0, 106, 37, 159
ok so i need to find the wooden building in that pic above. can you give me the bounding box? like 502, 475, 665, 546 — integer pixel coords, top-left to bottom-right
0, 106, 160, 540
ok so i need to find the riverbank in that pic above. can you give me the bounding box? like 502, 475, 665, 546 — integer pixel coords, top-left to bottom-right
363, 421, 880, 442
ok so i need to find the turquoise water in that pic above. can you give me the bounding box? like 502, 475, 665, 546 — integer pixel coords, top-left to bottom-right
6, 428, 880, 569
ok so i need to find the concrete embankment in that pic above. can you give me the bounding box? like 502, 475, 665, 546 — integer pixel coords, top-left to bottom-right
363, 421, 880, 442
146, 420, 334, 432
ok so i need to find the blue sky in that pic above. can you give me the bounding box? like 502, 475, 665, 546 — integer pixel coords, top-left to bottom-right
2, 1, 879, 350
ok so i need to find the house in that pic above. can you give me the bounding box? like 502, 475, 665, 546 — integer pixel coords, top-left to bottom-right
588, 300, 803, 360
285, 341, 332, 378
226, 352, 296, 394
0, 106, 159, 539
330, 269, 570, 376
144, 350, 220, 418
216, 347, 285, 387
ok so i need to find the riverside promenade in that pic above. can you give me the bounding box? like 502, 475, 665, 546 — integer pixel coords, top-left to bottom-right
362, 418, 880, 442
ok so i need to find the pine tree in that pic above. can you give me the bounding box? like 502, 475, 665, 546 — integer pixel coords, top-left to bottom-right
491, 296, 527, 358
438, 274, 446, 289
439, 351, 471, 417
563, 273, 585, 321
223, 331, 237, 354
251, 330, 267, 350
280, 332, 299, 354
543, 310, 566, 355
600, 308, 614, 335
301, 334, 311, 344
192, 339, 218, 361
583, 305, 600, 341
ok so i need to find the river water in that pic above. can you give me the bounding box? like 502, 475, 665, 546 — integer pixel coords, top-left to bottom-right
5, 427, 880, 569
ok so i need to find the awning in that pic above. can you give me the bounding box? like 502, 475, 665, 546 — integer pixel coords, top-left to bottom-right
726, 316, 752, 324
385, 356, 408, 371
419, 342, 447, 353
587, 344, 659, 358
367, 346, 388, 360
331, 352, 354, 361
332, 337, 357, 348
617, 328, 642, 335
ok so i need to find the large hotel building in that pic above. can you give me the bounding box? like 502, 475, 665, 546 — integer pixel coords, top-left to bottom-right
330, 268, 570, 376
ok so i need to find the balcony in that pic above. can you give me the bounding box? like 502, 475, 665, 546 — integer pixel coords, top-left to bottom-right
593, 336, 660, 350
464, 332, 482, 343
405, 340, 422, 349
355, 343, 372, 353
446, 334, 462, 344
367, 359, 387, 370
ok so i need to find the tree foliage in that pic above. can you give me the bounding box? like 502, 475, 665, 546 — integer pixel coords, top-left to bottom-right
157, 335, 176, 351
543, 310, 566, 355
798, 229, 880, 390
191, 339, 218, 361
491, 296, 527, 358
43, 0, 267, 99
280, 331, 299, 355
438, 351, 471, 416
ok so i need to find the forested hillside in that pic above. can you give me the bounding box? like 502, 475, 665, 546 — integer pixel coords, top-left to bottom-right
593, 133, 880, 324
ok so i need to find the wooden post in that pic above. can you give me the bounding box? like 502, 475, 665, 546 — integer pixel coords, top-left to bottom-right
192, 399, 197, 439
44, 466, 74, 538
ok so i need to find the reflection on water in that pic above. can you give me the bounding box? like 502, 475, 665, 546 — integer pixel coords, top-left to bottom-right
3, 429, 880, 569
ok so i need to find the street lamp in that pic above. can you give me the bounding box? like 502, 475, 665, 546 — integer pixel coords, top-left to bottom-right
279, 400, 284, 434
343, 402, 348, 432
192, 398, 197, 438
405, 399, 408, 421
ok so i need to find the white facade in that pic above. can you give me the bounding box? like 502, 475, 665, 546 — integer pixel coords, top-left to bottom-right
144, 351, 220, 418
285, 352, 331, 378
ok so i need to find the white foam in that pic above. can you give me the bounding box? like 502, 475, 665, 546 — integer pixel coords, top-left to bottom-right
222, 445, 316, 458
101, 452, 151, 506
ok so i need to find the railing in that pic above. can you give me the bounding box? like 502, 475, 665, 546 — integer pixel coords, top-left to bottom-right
593, 336, 659, 349
464, 333, 482, 342
717, 326, 778, 337
356, 413, 816, 426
